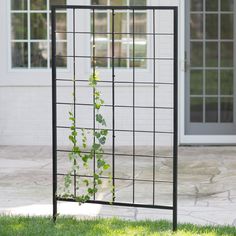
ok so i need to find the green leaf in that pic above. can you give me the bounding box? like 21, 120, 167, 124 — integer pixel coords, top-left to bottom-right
99, 137, 106, 145
103, 163, 110, 170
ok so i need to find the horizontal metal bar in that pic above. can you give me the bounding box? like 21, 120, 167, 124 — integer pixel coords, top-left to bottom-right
51, 5, 178, 11
56, 126, 173, 134
56, 149, 173, 159
56, 31, 174, 36
56, 55, 174, 61
56, 79, 174, 86
56, 197, 173, 210
57, 173, 173, 184
56, 102, 174, 110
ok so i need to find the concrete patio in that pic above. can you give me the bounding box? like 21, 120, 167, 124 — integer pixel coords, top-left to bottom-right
0, 146, 236, 226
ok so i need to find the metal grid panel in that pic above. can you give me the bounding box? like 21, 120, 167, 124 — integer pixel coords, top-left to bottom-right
51, 5, 178, 231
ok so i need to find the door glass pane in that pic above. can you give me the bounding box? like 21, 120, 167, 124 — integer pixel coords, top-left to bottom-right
31, 13, 47, 39
191, 0, 203, 11
221, 14, 233, 39
206, 14, 218, 39
190, 14, 203, 39
190, 98, 203, 122
11, 0, 27, 10
130, 0, 146, 6
206, 42, 218, 67
221, 70, 234, 95
50, 0, 66, 5
206, 97, 218, 122
221, 42, 234, 67
206, 0, 218, 11
31, 42, 48, 68
112, 42, 127, 67
110, 0, 126, 6
191, 42, 203, 67
11, 13, 28, 40
221, 0, 234, 11
30, 0, 47, 10
11, 42, 28, 68
190, 70, 203, 95
206, 70, 218, 95
221, 97, 233, 122
130, 13, 146, 34
93, 13, 107, 34
92, 0, 107, 5
95, 42, 108, 67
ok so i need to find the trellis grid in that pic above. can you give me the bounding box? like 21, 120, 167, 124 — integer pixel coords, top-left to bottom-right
51, 5, 178, 231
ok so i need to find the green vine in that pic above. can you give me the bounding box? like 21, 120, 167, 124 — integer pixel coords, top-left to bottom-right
61, 71, 111, 204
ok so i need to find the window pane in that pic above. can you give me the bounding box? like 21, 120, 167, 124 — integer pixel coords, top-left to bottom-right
30, 0, 47, 10
12, 42, 28, 68
221, 70, 234, 95
11, 0, 27, 10
221, 97, 233, 122
190, 14, 203, 39
206, 42, 218, 67
56, 13, 67, 40
31, 42, 48, 68
11, 13, 28, 40
221, 0, 234, 11
190, 97, 203, 122
50, 0, 66, 5
206, 97, 218, 122
31, 13, 47, 39
221, 14, 233, 39
206, 0, 218, 11
206, 70, 218, 95
221, 42, 234, 67
130, 0, 146, 6
191, 0, 203, 11
56, 42, 67, 67
190, 42, 203, 67
91, 0, 107, 5
190, 70, 203, 95
206, 14, 218, 39
130, 13, 147, 34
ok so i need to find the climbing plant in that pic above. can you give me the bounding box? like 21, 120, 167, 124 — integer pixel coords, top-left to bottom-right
60, 71, 111, 204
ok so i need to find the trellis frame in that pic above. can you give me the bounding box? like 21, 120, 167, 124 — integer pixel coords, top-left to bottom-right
51, 4, 178, 231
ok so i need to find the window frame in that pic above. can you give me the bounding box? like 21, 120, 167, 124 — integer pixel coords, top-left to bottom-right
8, 0, 71, 73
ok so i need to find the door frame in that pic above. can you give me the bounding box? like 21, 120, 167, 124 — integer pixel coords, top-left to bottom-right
180, 0, 236, 145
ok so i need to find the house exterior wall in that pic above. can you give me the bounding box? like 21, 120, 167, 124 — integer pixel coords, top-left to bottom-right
0, 0, 183, 146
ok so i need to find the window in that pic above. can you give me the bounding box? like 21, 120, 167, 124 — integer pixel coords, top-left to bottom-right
91, 0, 147, 68
10, 0, 67, 69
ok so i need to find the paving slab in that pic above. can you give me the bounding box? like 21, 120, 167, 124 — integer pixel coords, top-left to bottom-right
0, 146, 236, 227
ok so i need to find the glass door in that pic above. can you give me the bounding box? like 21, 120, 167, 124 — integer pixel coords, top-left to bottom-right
185, 0, 236, 135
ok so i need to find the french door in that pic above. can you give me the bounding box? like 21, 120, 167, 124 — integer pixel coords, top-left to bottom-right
185, 0, 236, 135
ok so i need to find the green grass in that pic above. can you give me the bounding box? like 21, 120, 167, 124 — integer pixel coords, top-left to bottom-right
0, 216, 235, 236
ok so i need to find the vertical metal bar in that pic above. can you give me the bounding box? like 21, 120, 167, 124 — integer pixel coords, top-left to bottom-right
152, 9, 156, 206
111, 9, 115, 202
73, 8, 77, 198
132, 9, 135, 204
92, 9, 96, 201
173, 7, 178, 232
51, 6, 57, 222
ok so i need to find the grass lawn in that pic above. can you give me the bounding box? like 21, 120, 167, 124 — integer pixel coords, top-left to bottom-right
0, 216, 235, 236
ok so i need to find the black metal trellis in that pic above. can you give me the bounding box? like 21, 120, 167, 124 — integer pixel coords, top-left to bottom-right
52, 5, 178, 231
